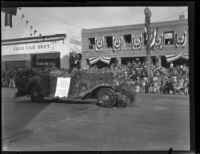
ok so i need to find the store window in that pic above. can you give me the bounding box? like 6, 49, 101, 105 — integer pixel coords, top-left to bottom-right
32, 53, 60, 69
105, 36, 113, 48
124, 34, 132, 47
88, 37, 95, 49
5, 61, 26, 70
164, 31, 174, 45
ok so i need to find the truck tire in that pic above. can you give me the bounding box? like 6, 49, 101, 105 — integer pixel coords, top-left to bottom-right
29, 85, 44, 102
96, 87, 117, 108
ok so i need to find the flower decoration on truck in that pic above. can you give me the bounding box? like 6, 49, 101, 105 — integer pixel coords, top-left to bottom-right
95, 37, 104, 52
131, 34, 142, 50
174, 31, 187, 48
113, 36, 121, 52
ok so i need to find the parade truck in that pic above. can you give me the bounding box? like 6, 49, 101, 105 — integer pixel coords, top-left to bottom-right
15, 69, 136, 108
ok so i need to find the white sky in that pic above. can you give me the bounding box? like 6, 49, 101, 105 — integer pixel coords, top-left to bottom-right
1, 7, 188, 40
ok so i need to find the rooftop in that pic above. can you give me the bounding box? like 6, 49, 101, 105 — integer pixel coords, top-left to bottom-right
1, 34, 66, 46
82, 19, 188, 34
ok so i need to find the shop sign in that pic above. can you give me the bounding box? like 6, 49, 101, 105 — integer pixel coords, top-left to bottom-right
2, 41, 62, 55
164, 32, 173, 39
37, 62, 55, 66
13, 44, 52, 51
70, 38, 81, 46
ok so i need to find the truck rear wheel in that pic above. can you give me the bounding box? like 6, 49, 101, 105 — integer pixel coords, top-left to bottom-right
30, 86, 44, 102
96, 87, 117, 108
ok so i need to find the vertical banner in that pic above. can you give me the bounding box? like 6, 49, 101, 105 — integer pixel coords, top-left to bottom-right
2, 7, 17, 28
5, 13, 12, 27
55, 77, 71, 98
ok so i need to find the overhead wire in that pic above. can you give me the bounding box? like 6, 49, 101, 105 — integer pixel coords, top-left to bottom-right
153, 10, 187, 22
34, 8, 84, 29
26, 8, 82, 37
31, 8, 68, 24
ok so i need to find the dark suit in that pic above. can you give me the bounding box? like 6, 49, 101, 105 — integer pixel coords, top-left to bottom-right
69, 53, 82, 73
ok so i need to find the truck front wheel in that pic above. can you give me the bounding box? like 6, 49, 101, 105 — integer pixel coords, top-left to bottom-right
29, 86, 44, 102
96, 88, 117, 108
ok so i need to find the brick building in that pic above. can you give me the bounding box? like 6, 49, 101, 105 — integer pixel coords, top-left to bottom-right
81, 17, 188, 68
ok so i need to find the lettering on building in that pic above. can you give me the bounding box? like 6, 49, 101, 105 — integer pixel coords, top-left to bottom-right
13, 44, 52, 51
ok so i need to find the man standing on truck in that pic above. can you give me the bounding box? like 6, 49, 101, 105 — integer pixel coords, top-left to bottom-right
69, 52, 82, 73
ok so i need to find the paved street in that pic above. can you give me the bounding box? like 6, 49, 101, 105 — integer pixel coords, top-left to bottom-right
2, 87, 190, 151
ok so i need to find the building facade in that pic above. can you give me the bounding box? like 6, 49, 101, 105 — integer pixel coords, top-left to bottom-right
1, 34, 81, 71
81, 18, 188, 68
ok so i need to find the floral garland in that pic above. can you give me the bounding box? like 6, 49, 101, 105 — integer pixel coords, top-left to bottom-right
153, 33, 164, 50
95, 37, 104, 52
113, 36, 121, 52
174, 31, 187, 48
131, 34, 142, 50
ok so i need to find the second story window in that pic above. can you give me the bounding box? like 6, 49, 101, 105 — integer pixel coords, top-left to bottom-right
88, 37, 95, 49
164, 31, 174, 45
124, 34, 132, 47
105, 36, 113, 48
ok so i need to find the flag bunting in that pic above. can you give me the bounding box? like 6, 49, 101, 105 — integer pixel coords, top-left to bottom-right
165, 53, 189, 62
89, 57, 111, 65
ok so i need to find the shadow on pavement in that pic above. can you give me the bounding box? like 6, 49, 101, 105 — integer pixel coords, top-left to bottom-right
2, 88, 51, 140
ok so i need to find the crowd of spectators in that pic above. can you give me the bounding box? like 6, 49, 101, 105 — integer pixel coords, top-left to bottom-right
2, 62, 189, 95
1, 67, 20, 88
115, 62, 189, 95
130, 63, 189, 95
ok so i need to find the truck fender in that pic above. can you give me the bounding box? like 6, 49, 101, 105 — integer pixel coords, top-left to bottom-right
80, 84, 116, 99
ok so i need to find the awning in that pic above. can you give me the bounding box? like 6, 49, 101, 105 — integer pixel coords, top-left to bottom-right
88, 57, 111, 65
165, 53, 189, 62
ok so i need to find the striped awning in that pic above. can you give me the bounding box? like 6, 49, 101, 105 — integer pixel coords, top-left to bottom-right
88, 57, 111, 65
165, 53, 189, 62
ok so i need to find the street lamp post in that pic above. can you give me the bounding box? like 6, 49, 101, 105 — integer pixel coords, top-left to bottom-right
144, 7, 152, 79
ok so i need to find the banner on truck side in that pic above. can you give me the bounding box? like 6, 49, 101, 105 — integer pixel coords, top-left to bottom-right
55, 77, 71, 98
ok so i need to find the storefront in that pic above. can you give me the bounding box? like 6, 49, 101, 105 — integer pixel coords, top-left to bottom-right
31, 52, 60, 69
121, 57, 147, 65
1, 34, 81, 71
1, 54, 31, 71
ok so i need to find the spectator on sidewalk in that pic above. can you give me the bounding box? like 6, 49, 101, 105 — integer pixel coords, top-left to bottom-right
8, 72, 16, 88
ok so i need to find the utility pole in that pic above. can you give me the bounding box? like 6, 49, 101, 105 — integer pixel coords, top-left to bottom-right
144, 7, 152, 79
